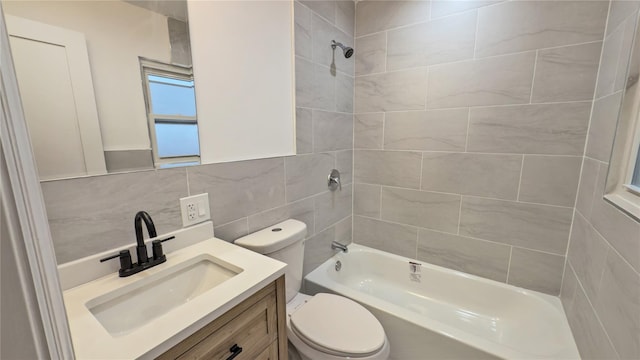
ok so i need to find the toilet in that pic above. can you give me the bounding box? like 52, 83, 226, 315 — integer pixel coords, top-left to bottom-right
234, 219, 390, 360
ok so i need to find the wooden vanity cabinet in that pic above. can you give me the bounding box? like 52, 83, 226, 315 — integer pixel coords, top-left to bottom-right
158, 276, 287, 360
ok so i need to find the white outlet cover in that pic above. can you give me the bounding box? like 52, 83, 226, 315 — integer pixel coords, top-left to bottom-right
180, 193, 211, 227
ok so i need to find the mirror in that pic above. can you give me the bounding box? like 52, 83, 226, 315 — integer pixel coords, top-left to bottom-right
3, 0, 296, 180
3, 0, 199, 180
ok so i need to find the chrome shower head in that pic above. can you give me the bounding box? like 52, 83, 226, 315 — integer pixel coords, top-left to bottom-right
331, 40, 354, 59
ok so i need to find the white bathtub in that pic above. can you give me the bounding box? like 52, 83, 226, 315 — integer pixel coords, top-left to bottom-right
304, 244, 580, 360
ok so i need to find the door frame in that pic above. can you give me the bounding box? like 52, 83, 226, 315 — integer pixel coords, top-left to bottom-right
0, 5, 75, 359
6, 13, 107, 178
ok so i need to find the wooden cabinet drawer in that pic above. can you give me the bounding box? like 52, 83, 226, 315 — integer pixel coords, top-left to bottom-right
158, 277, 286, 360
177, 291, 276, 359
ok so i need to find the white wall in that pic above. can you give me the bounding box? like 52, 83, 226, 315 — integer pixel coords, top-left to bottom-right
189, 1, 296, 163
3, 0, 171, 151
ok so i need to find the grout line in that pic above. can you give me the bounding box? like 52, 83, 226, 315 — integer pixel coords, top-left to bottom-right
456, 195, 463, 235
464, 108, 471, 152
505, 246, 513, 283
384, 30, 388, 73
351, 98, 592, 112
472, 9, 480, 59
572, 264, 622, 359
419, 152, 424, 190
185, 168, 191, 196
353, 148, 583, 159
353, 214, 566, 257
529, 50, 539, 104
352, 180, 575, 209
379, 185, 383, 219
516, 154, 525, 201
381, 112, 386, 149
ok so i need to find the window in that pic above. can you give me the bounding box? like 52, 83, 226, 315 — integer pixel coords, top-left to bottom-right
140, 59, 199, 167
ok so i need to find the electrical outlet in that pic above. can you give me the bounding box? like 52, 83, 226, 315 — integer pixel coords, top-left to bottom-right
180, 193, 210, 227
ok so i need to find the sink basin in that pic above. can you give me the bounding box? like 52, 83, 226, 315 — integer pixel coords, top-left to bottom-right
86, 254, 242, 336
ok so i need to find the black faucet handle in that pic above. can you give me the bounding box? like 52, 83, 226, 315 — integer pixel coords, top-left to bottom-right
99, 250, 133, 271
152, 236, 175, 260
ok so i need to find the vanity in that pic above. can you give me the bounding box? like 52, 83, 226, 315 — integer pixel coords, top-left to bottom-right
58, 221, 288, 359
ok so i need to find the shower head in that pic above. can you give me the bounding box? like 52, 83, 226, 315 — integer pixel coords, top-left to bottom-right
331, 40, 354, 59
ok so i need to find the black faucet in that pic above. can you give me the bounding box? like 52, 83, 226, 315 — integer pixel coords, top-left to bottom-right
134, 211, 156, 264
100, 211, 174, 277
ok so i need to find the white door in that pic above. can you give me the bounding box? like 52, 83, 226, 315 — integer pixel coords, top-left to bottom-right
6, 15, 106, 180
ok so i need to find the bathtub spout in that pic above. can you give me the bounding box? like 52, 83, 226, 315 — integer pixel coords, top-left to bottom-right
331, 241, 348, 253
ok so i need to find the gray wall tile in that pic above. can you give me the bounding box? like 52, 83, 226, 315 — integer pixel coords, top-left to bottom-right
301, 0, 335, 23
336, 0, 355, 36
336, 73, 354, 113
384, 109, 468, 151
460, 197, 573, 254
567, 283, 619, 360
381, 187, 460, 233
334, 216, 353, 244
508, 247, 565, 295
355, 0, 430, 37
188, 158, 286, 226
532, 42, 602, 103
561, 264, 579, 315
475, 1, 607, 58
430, 0, 501, 19
296, 107, 313, 154
356, 68, 428, 112
353, 216, 417, 258
568, 212, 609, 301
386, 11, 476, 70
575, 157, 600, 217
354, 150, 422, 188
303, 225, 336, 276
354, 183, 381, 218
315, 184, 352, 231
336, 150, 353, 185
214, 218, 248, 242
421, 152, 521, 200
594, 250, 640, 359
286, 153, 335, 202
417, 230, 510, 282
248, 197, 315, 235
597, 16, 637, 98
468, 102, 591, 155
313, 110, 353, 152
354, 113, 384, 149
296, 57, 336, 110
42, 169, 188, 263
355, 33, 386, 76
295, 1, 313, 59
606, 0, 640, 37
590, 192, 640, 273
518, 155, 582, 207
427, 52, 536, 109
586, 92, 624, 162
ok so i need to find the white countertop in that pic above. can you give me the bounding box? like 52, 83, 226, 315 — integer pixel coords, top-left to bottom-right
60, 223, 286, 359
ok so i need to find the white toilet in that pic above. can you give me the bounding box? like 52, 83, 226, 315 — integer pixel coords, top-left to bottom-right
235, 219, 390, 360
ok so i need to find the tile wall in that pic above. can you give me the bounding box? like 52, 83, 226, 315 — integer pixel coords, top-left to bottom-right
560, 1, 640, 358
353, 0, 609, 295
41, 1, 355, 278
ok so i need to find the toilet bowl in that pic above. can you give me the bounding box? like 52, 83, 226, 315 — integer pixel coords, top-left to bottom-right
286, 293, 390, 360
234, 220, 390, 360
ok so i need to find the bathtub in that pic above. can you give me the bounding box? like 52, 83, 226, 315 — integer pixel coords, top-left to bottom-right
304, 244, 580, 360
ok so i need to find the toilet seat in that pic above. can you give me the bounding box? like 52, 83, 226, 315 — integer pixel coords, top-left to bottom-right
289, 293, 386, 358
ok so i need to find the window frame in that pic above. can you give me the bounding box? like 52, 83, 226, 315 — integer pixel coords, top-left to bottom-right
139, 58, 199, 168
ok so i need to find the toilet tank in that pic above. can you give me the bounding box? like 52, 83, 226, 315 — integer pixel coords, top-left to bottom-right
234, 219, 307, 302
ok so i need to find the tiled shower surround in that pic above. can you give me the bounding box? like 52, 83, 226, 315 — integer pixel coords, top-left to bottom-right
38, 0, 639, 358
353, 0, 607, 296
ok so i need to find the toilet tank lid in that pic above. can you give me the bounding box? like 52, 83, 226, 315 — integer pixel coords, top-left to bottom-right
234, 219, 307, 254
